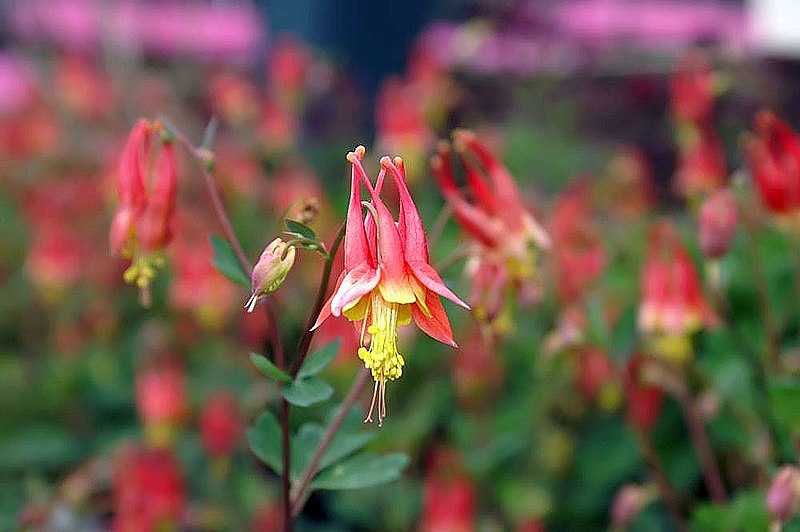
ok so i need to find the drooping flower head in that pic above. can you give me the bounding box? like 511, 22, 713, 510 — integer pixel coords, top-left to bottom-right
638, 221, 717, 362
742, 111, 800, 225
110, 119, 178, 304
670, 50, 715, 128
313, 146, 468, 424
549, 180, 606, 304
674, 128, 726, 199
431, 130, 549, 333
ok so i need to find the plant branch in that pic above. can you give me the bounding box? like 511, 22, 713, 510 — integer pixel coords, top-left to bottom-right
290, 369, 370, 517
160, 116, 251, 275
671, 380, 727, 504
289, 223, 346, 377
637, 432, 687, 531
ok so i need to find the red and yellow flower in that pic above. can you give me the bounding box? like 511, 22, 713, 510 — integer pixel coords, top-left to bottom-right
110, 119, 177, 302
313, 146, 468, 424
431, 130, 549, 333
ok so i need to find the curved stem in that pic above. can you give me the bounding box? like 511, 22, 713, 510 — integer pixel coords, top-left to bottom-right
289, 223, 345, 377
160, 116, 250, 275
290, 369, 370, 517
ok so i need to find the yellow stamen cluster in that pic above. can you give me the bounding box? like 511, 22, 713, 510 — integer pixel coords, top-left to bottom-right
122, 253, 166, 289
358, 297, 405, 382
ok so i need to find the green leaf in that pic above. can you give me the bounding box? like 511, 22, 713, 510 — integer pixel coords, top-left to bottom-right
310, 452, 409, 490
769, 377, 800, 432
209, 235, 250, 287
319, 427, 375, 472
283, 377, 334, 407
250, 353, 291, 383
298, 339, 342, 378
285, 219, 318, 241
247, 411, 283, 473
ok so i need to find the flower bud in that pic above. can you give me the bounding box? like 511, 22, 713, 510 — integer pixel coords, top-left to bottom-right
698, 188, 738, 258
611, 484, 654, 528
767, 465, 800, 523
245, 238, 295, 312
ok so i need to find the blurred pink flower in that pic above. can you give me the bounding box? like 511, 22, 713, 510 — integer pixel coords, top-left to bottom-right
10, 0, 264, 61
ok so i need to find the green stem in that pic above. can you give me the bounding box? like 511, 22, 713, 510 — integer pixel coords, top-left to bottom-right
289, 223, 346, 377
290, 369, 370, 517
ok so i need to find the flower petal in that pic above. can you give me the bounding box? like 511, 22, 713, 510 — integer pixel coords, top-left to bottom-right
382, 156, 429, 263
412, 291, 457, 347
330, 265, 381, 317
343, 153, 373, 269
311, 270, 345, 331
408, 260, 470, 309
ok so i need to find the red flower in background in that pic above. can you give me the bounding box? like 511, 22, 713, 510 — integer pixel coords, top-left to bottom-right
674, 129, 726, 199
638, 222, 716, 361
549, 181, 606, 304
743, 111, 800, 219
432, 130, 550, 333
420, 448, 476, 532
670, 50, 715, 128
135, 359, 187, 448
698, 188, 738, 259
109, 120, 178, 302
200, 392, 241, 458
113, 445, 185, 532
623, 354, 664, 434
576, 347, 621, 411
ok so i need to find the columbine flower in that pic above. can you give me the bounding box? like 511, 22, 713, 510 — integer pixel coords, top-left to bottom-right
245, 238, 296, 312
135, 360, 187, 448
110, 119, 177, 304
670, 50, 716, 128
674, 128, 726, 199
313, 146, 468, 424
698, 188, 738, 259
638, 221, 717, 362
431, 130, 549, 333
742, 111, 800, 226
550, 181, 606, 305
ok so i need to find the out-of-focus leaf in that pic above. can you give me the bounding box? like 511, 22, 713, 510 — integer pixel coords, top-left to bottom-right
0, 425, 82, 470
247, 411, 282, 474
691, 489, 769, 531
210, 235, 250, 287
609, 305, 637, 363
769, 377, 800, 432
283, 377, 333, 407
298, 339, 342, 378
285, 219, 318, 241
250, 352, 291, 383
310, 452, 408, 490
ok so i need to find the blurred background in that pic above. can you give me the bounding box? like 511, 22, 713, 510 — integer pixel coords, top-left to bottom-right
4, 0, 800, 530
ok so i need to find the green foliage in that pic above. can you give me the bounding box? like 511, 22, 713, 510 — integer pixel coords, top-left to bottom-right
210, 234, 250, 287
